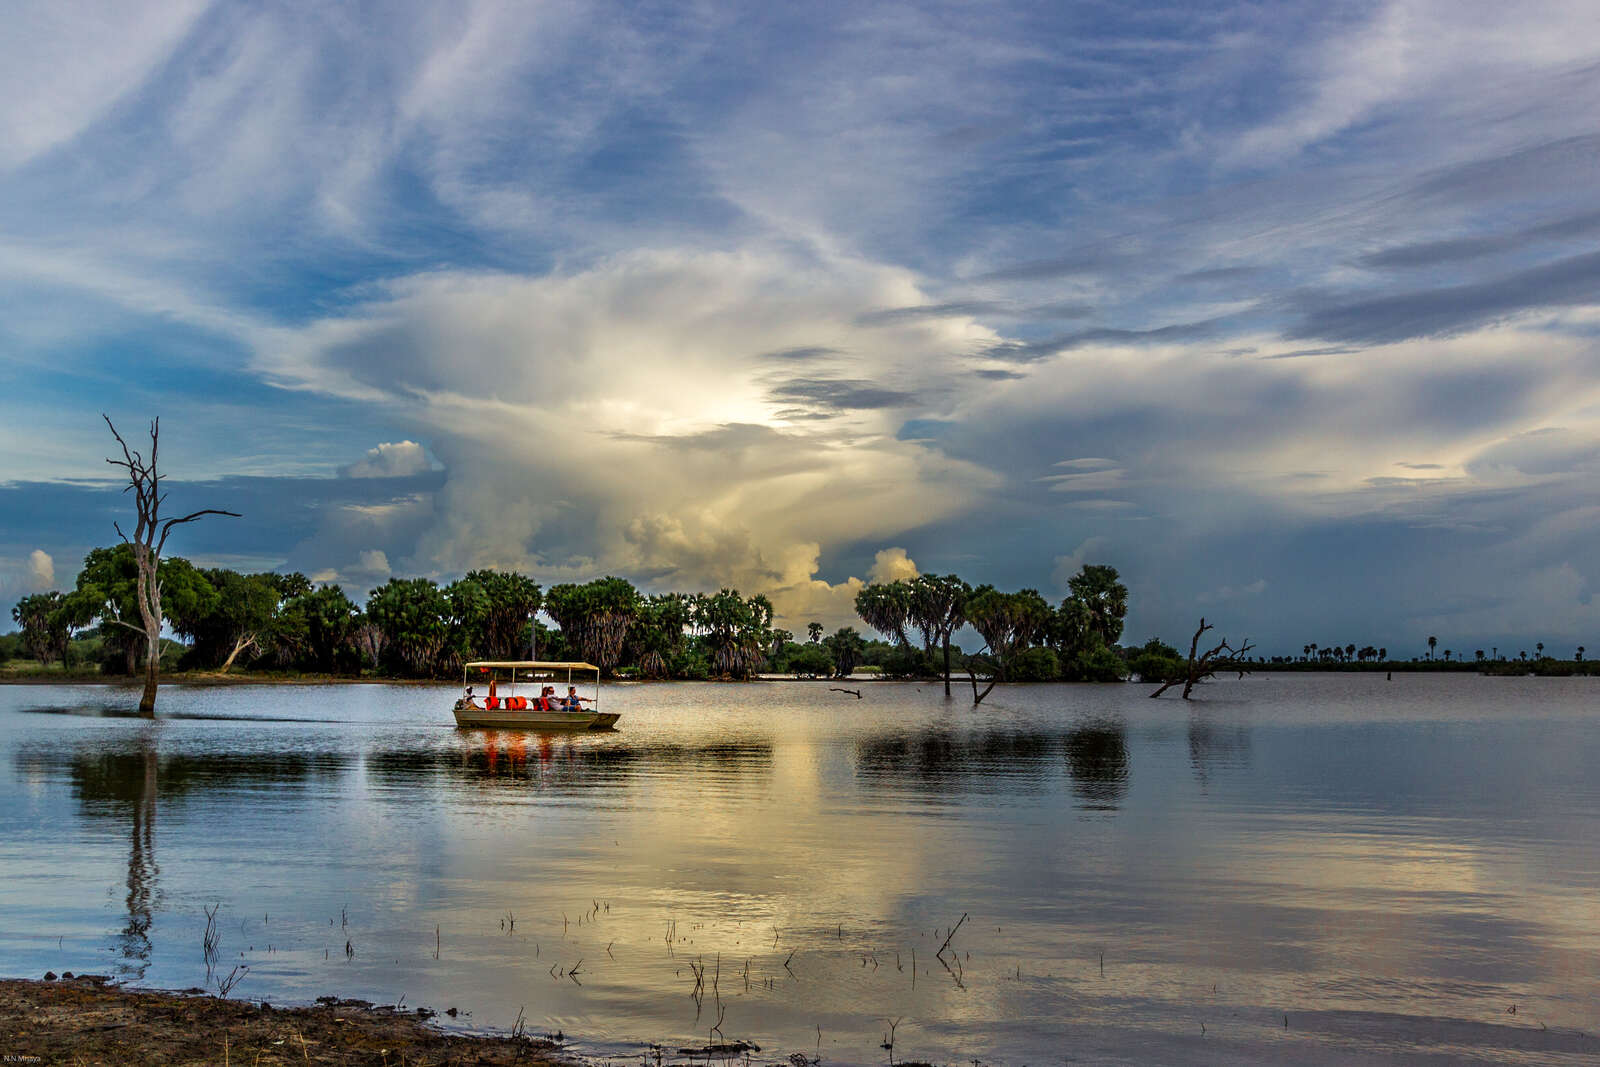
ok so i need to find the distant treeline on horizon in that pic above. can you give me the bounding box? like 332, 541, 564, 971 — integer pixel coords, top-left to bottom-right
5, 545, 1595, 682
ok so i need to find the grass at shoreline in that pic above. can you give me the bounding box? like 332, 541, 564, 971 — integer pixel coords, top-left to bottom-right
0, 975, 567, 1066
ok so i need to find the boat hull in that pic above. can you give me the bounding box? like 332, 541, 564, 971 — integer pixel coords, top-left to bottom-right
452, 701, 617, 730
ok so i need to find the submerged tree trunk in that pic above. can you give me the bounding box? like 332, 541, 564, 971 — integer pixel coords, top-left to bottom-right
104, 416, 239, 717
943, 637, 952, 697
134, 544, 161, 716
966, 655, 999, 706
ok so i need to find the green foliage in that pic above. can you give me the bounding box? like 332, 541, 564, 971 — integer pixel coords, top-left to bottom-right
458, 569, 543, 659
824, 626, 867, 677
853, 582, 913, 647
907, 574, 970, 653
871, 641, 931, 679
1009, 645, 1060, 682
1125, 637, 1184, 684
627, 594, 691, 678
1066, 564, 1128, 646
366, 578, 451, 676
787, 643, 835, 678
11, 591, 73, 667
171, 568, 280, 669
691, 589, 774, 679
20, 545, 1153, 688
672, 640, 712, 680
1063, 638, 1127, 682
545, 577, 641, 675
965, 585, 1052, 680
281, 585, 361, 672
65, 545, 216, 673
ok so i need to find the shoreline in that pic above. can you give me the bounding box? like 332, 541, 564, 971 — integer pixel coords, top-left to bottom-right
0, 974, 570, 1066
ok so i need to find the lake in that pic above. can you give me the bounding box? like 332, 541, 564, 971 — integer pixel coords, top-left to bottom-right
1, 674, 1596, 1065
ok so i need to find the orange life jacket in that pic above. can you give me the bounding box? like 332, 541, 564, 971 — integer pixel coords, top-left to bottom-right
486, 696, 500, 710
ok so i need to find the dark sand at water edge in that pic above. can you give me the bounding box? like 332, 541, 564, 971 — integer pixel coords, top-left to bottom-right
0, 977, 569, 1066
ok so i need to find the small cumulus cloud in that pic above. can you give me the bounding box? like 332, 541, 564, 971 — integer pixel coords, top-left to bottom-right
27, 549, 54, 590
868, 547, 918, 584
340, 441, 434, 478
326, 549, 393, 593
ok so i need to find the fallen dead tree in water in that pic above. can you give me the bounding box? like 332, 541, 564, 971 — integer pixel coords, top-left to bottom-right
1149, 617, 1254, 699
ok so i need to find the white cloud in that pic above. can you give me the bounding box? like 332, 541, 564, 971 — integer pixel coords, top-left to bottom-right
0, 0, 210, 170
340, 441, 433, 479
867, 547, 919, 584
26, 549, 54, 591
1226, 0, 1600, 166
265, 248, 1001, 606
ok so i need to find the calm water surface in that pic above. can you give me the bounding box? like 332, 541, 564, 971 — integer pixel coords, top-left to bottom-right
2, 675, 1597, 1065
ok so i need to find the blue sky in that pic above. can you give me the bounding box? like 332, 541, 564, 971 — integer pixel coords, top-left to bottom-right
3, 0, 1599, 657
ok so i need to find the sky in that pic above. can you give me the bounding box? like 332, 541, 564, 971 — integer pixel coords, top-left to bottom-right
2, 0, 1598, 658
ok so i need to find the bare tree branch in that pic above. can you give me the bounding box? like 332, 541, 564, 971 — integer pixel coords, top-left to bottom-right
1151, 617, 1254, 699
155, 509, 242, 556
100, 414, 240, 714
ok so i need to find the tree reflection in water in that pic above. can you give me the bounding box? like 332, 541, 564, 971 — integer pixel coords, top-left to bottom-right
119, 735, 158, 978
47, 730, 163, 979
15, 741, 350, 980
1063, 722, 1129, 810
1187, 715, 1252, 788
853, 724, 1132, 809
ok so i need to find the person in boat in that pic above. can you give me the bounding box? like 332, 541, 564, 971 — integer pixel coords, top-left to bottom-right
564, 685, 592, 710
463, 685, 478, 709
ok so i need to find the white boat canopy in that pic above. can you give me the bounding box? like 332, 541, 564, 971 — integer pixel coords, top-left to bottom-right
465, 660, 600, 671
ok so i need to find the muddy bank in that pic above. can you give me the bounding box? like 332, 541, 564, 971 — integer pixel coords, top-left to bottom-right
0, 975, 568, 1066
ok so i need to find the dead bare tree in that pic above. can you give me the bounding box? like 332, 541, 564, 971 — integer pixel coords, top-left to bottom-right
1149, 617, 1254, 699
104, 416, 239, 714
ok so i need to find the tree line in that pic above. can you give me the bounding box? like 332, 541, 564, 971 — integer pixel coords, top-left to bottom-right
9, 548, 1177, 690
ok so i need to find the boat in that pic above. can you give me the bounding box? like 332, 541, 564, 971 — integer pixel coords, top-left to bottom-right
453, 660, 618, 730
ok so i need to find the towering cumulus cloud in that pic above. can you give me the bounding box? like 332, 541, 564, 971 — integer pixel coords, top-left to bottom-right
262, 248, 999, 623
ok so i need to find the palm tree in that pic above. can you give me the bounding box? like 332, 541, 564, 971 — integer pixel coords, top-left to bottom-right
627, 594, 690, 678
854, 582, 914, 650
1345, 643, 1355, 661
807, 622, 823, 644
1536, 641, 1544, 659
692, 589, 774, 679
1475, 650, 1484, 662
1427, 635, 1437, 660
544, 577, 641, 676
1578, 646, 1586, 662
964, 586, 1052, 699
1302, 644, 1311, 661
1443, 649, 1452, 662
1379, 647, 1387, 662
1065, 565, 1128, 646
908, 573, 971, 696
